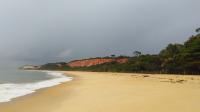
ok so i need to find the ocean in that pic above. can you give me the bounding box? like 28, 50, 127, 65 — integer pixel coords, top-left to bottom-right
0, 70, 72, 103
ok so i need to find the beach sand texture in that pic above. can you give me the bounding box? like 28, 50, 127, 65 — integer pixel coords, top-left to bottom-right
0, 71, 200, 112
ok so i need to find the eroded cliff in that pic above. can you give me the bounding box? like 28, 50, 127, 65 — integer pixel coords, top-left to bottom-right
67, 58, 128, 68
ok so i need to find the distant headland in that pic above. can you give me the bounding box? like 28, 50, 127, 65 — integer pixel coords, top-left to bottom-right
21, 30, 200, 75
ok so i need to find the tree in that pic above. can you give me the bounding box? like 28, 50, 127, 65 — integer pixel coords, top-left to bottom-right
179, 34, 200, 73
196, 28, 200, 34
111, 54, 116, 58
159, 44, 184, 73
133, 51, 142, 57
160, 44, 183, 58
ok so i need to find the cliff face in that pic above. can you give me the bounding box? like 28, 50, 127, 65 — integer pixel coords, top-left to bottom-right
67, 58, 128, 68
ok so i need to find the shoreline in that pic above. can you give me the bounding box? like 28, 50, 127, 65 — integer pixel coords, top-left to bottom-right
0, 70, 73, 103
1, 71, 200, 112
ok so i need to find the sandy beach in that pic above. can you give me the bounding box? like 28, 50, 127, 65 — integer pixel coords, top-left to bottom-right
0, 71, 200, 112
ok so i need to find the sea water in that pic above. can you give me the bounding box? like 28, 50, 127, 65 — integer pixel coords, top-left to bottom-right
0, 70, 72, 103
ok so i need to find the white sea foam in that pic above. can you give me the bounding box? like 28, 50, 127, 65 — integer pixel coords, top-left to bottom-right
0, 71, 73, 103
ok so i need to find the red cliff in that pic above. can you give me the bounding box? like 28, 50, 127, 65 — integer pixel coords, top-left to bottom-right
67, 58, 128, 68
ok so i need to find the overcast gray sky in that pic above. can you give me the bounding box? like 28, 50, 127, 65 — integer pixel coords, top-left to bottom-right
0, 0, 199, 68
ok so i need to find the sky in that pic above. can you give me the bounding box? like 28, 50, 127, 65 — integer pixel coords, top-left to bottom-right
0, 0, 199, 68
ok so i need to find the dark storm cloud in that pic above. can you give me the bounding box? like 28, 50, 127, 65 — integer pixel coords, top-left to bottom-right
0, 0, 199, 68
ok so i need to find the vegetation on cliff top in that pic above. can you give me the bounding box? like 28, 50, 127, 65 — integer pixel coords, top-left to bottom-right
39, 29, 200, 75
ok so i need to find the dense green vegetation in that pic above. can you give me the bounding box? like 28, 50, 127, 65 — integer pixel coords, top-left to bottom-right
40, 30, 200, 75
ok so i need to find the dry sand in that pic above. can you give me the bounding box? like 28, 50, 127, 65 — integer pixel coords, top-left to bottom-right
0, 71, 200, 112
